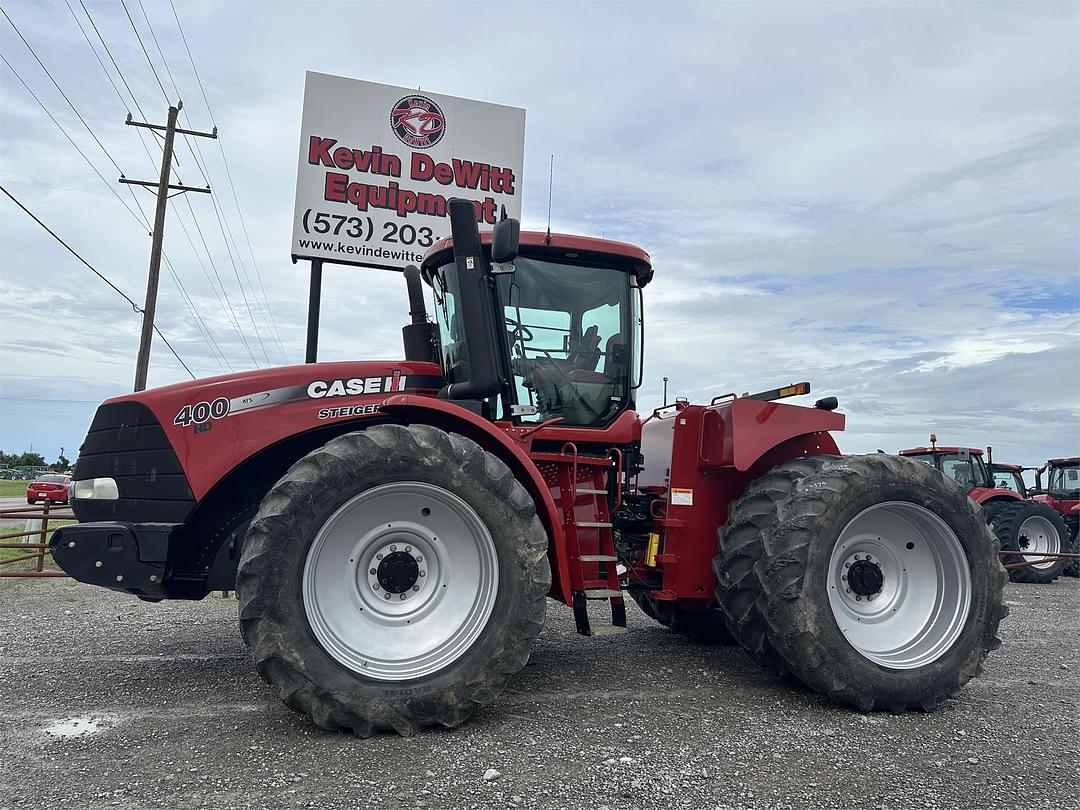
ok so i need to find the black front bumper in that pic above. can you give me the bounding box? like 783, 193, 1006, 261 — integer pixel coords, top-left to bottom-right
51, 522, 180, 598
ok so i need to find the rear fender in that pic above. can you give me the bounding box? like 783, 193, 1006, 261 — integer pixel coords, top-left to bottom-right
699, 397, 845, 472
380, 395, 570, 604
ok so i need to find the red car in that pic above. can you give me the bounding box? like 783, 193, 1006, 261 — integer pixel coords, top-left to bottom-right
26, 474, 71, 505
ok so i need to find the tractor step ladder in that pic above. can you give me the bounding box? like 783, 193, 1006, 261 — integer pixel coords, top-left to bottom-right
543, 445, 627, 638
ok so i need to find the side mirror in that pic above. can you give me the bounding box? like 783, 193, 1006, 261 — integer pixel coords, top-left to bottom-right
492, 216, 520, 263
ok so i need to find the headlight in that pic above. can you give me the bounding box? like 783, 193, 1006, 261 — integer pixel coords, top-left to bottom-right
73, 478, 119, 500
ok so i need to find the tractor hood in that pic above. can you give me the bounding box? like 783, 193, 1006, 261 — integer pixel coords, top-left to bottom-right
77, 360, 443, 506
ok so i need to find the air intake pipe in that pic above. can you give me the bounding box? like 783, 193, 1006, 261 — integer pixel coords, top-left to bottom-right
401, 264, 438, 363
439, 198, 503, 401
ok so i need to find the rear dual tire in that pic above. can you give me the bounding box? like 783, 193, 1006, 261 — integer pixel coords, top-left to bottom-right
989, 501, 1070, 584
236, 424, 551, 736
715, 454, 1007, 712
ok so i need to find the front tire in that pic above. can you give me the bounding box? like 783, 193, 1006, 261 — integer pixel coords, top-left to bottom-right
715, 454, 1007, 712
991, 501, 1069, 584
236, 424, 551, 736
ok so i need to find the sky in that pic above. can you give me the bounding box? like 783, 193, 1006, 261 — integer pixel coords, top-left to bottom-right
0, 0, 1077, 469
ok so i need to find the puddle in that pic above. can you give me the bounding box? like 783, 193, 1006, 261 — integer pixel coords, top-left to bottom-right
43, 716, 105, 738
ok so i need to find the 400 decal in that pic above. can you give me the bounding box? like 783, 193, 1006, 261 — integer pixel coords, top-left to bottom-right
174, 397, 230, 427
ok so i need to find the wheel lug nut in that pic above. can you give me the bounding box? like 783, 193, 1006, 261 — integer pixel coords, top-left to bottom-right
844, 562, 850, 568
405, 546, 412, 553
841, 574, 847, 581
390, 545, 397, 552
369, 568, 377, 575
373, 583, 380, 590
419, 571, 426, 577
384, 593, 391, 600
855, 595, 862, 601
854, 554, 860, 560
376, 553, 383, 560
399, 593, 407, 600
845, 588, 851, 593
413, 585, 420, 592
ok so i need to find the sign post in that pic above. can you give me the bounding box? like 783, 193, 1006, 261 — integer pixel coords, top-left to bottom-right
291, 73, 526, 361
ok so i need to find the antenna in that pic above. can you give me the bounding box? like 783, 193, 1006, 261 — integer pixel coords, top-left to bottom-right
545, 154, 553, 245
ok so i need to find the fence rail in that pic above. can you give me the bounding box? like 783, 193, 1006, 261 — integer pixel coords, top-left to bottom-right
0, 501, 74, 577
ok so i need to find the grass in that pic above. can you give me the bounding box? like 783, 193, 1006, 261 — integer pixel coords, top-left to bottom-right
0, 519, 75, 570
0, 480, 29, 497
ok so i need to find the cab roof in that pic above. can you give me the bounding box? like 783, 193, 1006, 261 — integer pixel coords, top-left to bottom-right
1049, 456, 1080, 465
990, 462, 1022, 472
421, 230, 653, 287
899, 447, 982, 456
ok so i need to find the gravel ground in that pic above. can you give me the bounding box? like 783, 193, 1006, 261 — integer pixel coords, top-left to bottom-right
0, 577, 1076, 810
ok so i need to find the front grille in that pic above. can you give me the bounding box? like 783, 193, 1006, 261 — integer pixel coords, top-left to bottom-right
73, 401, 195, 524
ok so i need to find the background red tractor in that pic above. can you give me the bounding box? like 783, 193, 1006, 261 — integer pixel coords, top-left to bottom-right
1031, 457, 1080, 578
900, 440, 1070, 584
52, 200, 1007, 735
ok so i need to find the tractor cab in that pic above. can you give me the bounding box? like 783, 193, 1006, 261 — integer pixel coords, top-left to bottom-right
1043, 458, 1080, 499
420, 201, 650, 427
990, 463, 1028, 497
899, 438, 1022, 507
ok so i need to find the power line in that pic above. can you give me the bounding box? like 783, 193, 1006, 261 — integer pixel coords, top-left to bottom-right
65, 0, 127, 114
1, 184, 196, 380
168, 0, 288, 364
207, 191, 272, 365
135, 0, 180, 100
0, 4, 126, 177
60, 3, 232, 372
118, 0, 169, 103
162, 253, 230, 372
0, 53, 150, 231
172, 200, 256, 366
168, 0, 212, 125
181, 193, 260, 367
79, 0, 147, 121
116, 1, 275, 368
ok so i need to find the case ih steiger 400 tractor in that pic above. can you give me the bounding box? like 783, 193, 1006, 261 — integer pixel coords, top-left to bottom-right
900, 441, 1071, 584
53, 200, 1008, 735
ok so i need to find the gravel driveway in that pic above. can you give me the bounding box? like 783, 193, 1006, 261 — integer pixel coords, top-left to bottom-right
0, 577, 1076, 810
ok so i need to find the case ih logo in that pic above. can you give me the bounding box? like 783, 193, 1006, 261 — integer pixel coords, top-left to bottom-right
390, 95, 445, 149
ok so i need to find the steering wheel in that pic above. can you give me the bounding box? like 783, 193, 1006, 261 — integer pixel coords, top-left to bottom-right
504, 316, 533, 343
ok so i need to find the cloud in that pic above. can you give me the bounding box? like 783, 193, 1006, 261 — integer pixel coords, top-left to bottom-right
0, 0, 1077, 470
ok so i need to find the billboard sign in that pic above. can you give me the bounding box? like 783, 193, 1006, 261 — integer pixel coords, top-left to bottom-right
291, 72, 526, 271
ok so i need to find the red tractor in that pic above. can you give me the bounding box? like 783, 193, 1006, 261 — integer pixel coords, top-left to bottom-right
1031, 457, 1080, 577
52, 200, 1007, 735
900, 440, 1070, 584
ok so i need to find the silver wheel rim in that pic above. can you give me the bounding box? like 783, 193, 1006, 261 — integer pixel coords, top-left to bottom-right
302, 482, 499, 681
827, 502, 971, 670
1017, 516, 1061, 570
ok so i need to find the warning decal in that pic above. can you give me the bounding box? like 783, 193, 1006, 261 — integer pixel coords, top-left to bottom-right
670, 488, 694, 506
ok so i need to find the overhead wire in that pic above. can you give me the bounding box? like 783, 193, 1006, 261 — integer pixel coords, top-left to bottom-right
79, 0, 147, 120
78, 0, 258, 371
124, 0, 275, 366
17, 2, 231, 376
168, 0, 289, 364
135, 0, 179, 101
0, 4, 127, 178
56, 3, 234, 373
0, 53, 150, 231
1, 184, 196, 380
118, 0, 169, 103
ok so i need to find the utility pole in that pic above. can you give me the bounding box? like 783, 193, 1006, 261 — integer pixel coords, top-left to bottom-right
120, 101, 215, 391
